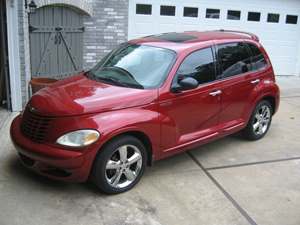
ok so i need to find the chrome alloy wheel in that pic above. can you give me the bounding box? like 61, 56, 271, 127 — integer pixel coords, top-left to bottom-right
252, 105, 271, 135
105, 145, 142, 189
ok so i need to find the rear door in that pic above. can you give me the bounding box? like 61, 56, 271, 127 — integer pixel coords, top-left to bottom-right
215, 41, 267, 132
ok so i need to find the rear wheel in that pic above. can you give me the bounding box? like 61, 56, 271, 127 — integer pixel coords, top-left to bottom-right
242, 100, 273, 140
91, 135, 147, 194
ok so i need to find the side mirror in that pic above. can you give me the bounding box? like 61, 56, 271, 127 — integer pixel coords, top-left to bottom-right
171, 77, 199, 93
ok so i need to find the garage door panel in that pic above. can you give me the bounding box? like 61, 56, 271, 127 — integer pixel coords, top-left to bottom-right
158, 23, 178, 33
273, 61, 296, 75
134, 22, 155, 35
128, 0, 300, 75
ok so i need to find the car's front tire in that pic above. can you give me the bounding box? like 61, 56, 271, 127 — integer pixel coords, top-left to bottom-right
242, 100, 273, 140
91, 135, 147, 194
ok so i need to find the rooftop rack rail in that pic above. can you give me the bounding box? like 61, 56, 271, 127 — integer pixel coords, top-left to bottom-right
218, 29, 260, 42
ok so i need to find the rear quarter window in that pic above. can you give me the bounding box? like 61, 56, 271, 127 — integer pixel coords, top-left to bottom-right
245, 43, 268, 71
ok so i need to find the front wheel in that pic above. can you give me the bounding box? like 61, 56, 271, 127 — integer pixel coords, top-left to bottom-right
91, 135, 147, 194
242, 100, 273, 140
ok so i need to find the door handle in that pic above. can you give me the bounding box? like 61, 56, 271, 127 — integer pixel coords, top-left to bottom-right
251, 79, 260, 84
209, 90, 222, 96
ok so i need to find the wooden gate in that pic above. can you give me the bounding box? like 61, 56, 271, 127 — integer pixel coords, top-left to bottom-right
29, 6, 84, 79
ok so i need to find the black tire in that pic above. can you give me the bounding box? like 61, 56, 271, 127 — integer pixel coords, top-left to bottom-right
91, 135, 147, 194
242, 100, 273, 141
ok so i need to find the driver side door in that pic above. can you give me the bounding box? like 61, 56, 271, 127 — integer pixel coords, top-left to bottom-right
159, 47, 222, 153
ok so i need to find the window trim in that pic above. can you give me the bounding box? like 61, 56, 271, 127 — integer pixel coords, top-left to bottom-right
206, 8, 221, 19
183, 6, 199, 18
227, 10, 241, 20
170, 46, 217, 91
136, 4, 152, 15
160, 5, 176, 16
247, 11, 261, 22
267, 13, 280, 23
286, 14, 298, 24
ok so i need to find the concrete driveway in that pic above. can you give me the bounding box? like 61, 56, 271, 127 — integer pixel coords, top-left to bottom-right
0, 77, 300, 225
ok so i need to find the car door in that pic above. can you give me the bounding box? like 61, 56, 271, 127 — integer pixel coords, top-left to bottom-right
159, 47, 222, 152
215, 41, 268, 132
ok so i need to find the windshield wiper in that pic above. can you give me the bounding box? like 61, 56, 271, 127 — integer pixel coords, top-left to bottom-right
95, 76, 125, 86
87, 71, 144, 89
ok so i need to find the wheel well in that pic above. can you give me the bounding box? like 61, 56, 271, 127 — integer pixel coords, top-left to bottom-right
103, 131, 153, 166
262, 96, 276, 114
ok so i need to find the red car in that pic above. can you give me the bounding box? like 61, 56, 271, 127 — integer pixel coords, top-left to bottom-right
10, 30, 280, 194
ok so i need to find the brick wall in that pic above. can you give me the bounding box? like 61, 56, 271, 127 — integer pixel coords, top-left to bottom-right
17, 0, 129, 107
18, 0, 31, 108
83, 0, 129, 69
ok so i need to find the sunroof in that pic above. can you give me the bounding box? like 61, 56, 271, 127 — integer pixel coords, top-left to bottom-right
153, 32, 197, 43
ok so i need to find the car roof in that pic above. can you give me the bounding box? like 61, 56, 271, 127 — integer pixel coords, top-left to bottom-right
129, 30, 259, 53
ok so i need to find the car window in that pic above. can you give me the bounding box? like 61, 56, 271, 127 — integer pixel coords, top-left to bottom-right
217, 42, 252, 79
176, 47, 216, 85
245, 43, 268, 71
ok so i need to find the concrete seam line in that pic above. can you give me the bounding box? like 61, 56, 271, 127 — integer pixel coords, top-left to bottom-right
186, 152, 258, 225
281, 95, 300, 98
205, 156, 300, 171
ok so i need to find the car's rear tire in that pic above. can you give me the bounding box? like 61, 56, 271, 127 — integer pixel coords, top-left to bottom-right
91, 135, 147, 194
242, 100, 273, 140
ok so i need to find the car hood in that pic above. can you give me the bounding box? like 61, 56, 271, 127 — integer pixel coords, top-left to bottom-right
28, 74, 158, 117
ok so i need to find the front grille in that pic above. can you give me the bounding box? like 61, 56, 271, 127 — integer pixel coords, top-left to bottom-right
21, 109, 52, 143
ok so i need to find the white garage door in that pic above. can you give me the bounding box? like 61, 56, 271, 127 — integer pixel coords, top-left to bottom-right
128, 0, 300, 76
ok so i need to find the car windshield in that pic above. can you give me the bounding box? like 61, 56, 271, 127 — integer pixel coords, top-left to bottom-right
87, 44, 176, 89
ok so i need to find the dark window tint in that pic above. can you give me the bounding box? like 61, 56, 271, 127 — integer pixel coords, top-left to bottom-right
136, 4, 152, 15
206, 8, 220, 19
184, 7, 198, 17
160, 5, 176, 16
227, 10, 241, 20
217, 43, 252, 78
245, 43, 268, 71
267, 13, 280, 23
248, 12, 261, 21
176, 48, 215, 85
286, 15, 298, 24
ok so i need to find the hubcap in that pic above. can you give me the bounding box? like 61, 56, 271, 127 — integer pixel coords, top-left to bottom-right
252, 105, 271, 136
105, 145, 142, 189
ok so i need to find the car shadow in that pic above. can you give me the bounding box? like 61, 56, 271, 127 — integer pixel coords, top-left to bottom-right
5, 133, 245, 195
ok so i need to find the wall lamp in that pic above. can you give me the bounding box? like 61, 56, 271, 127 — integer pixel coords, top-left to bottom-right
25, 0, 37, 13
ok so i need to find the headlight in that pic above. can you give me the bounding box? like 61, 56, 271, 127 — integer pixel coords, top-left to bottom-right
56, 130, 100, 147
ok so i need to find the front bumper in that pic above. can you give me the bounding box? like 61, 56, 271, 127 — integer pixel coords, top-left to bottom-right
10, 115, 96, 182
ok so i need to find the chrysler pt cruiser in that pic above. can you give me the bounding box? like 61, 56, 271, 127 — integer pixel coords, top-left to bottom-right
10, 30, 280, 194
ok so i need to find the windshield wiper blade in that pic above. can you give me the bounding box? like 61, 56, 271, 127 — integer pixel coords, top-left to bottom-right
95, 76, 128, 87
87, 72, 144, 89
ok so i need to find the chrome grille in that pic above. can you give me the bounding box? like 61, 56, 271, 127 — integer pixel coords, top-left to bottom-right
21, 108, 52, 143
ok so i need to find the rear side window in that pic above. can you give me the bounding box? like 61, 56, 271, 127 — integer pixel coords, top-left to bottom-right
245, 43, 268, 71
176, 48, 215, 85
217, 42, 252, 78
